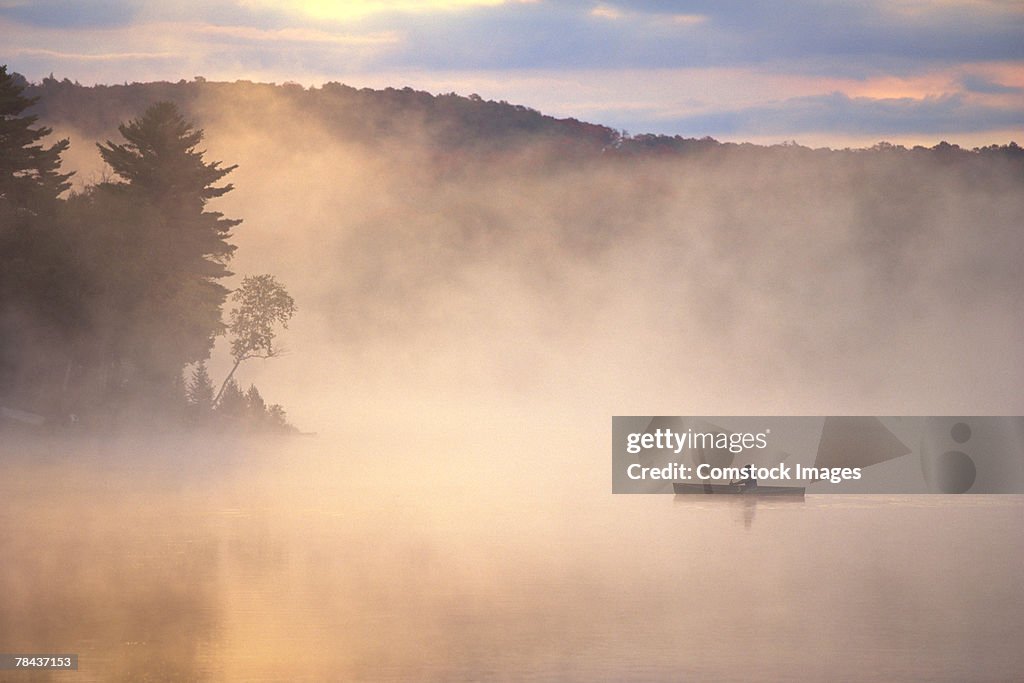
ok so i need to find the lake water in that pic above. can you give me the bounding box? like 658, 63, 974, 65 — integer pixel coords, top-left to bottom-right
2, 427, 1022, 682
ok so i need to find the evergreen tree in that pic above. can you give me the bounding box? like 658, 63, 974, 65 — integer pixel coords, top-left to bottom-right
267, 404, 293, 432
0, 66, 76, 409
216, 378, 246, 419
0, 65, 72, 215
186, 361, 215, 412
245, 384, 266, 423
96, 101, 239, 272
94, 102, 240, 387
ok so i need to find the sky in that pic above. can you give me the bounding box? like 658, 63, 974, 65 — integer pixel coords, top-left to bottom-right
3, 0, 1023, 147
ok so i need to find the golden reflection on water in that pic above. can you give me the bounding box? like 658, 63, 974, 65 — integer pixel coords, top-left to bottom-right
2, 429, 1023, 681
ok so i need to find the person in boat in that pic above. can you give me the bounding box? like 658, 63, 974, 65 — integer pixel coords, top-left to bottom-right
734, 466, 757, 491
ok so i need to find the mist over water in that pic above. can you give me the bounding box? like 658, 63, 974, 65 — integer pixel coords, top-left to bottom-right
220, 122, 1022, 421
40, 84, 1024, 425
2, 431, 1022, 682
4, 83, 1023, 680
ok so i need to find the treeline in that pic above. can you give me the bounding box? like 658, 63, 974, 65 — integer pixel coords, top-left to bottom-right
23, 74, 616, 161
22, 73, 1024, 168
0, 66, 294, 432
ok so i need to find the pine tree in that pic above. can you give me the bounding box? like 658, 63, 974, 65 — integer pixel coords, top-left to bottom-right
0, 66, 75, 407
245, 384, 267, 423
186, 361, 215, 412
216, 378, 246, 419
96, 101, 239, 274
267, 404, 292, 432
94, 102, 241, 386
0, 65, 72, 215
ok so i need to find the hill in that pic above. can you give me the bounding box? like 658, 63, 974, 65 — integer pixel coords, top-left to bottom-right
23, 74, 1024, 165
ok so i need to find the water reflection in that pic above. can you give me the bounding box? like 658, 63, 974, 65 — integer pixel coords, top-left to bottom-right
0, 446, 222, 681
672, 495, 807, 529
2, 431, 1023, 681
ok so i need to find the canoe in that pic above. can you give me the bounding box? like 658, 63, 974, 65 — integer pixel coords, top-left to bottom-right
672, 482, 805, 496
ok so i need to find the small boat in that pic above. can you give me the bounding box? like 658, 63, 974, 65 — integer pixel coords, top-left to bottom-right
672, 482, 805, 497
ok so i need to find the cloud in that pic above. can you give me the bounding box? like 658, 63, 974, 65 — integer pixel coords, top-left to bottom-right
318, 0, 1024, 75
10, 47, 177, 62
357, 2, 716, 71
240, 0, 513, 22
961, 73, 1024, 95
5, 1, 1023, 72
653, 91, 1024, 138
590, 5, 623, 20
196, 24, 401, 46
0, 0, 140, 28
0, 0, 288, 30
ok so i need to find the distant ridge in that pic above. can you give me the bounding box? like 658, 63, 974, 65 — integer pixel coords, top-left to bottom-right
21, 74, 1023, 162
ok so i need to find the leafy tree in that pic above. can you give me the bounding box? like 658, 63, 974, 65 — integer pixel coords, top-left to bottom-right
214, 274, 296, 404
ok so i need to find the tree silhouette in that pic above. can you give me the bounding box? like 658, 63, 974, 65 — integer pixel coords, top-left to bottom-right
267, 404, 289, 430
216, 378, 246, 419
0, 65, 75, 408
214, 274, 296, 405
245, 384, 266, 422
0, 65, 72, 214
95, 102, 240, 386
186, 361, 215, 414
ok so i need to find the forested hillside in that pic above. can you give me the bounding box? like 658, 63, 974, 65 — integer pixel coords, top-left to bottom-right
22, 73, 1024, 165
